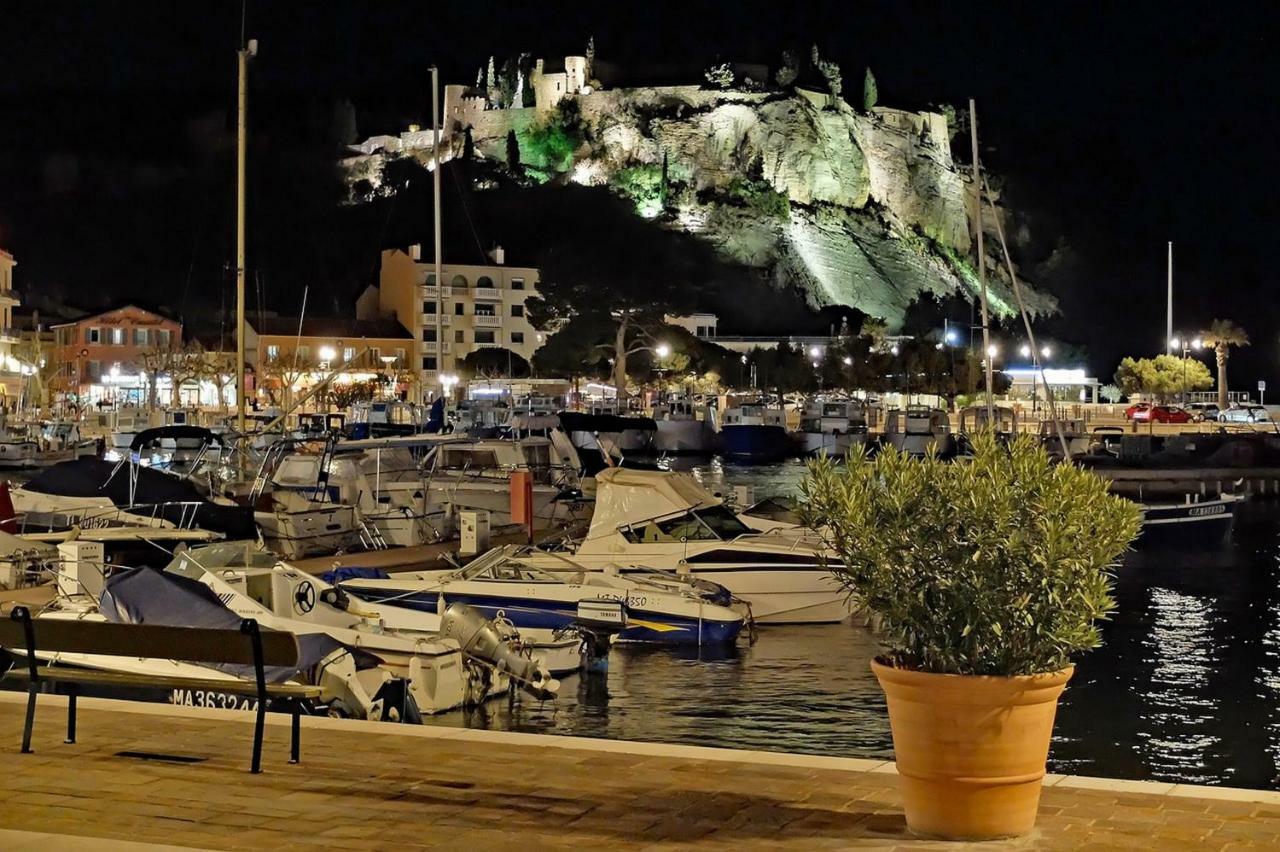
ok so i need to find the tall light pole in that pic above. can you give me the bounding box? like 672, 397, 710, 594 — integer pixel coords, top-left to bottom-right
431, 66, 445, 402
969, 99, 994, 423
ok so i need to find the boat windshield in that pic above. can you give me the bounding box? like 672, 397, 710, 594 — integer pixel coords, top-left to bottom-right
167, 542, 276, 579
621, 505, 751, 543
459, 559, 558, 582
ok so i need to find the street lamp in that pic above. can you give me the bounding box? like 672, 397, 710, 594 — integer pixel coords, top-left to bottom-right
1019, 344, 1031, 358
1170, 335, 1203, 405
654, 343, 671, 359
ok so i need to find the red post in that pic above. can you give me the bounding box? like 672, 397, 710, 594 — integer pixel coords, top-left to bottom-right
510, 470, 534, 543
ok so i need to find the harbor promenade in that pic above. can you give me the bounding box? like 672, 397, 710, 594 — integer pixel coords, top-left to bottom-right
1, 694, 1278, 849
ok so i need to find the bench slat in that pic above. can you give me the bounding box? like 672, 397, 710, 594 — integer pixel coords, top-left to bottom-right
3, 667, 322, 699
0, 618, 302, 668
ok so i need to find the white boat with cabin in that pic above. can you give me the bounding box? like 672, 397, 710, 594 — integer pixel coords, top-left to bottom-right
793, 398, 868, 456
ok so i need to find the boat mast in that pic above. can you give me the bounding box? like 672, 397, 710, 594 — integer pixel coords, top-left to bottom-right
1166, 241, 1173, 355
969, 99, 994, 423
236, 37, 257, 470
431, 66, 445, 402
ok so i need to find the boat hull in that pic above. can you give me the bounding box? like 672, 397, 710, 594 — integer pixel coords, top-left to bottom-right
720, 425, 792, 462
1138, 498, 1237, 545
347, 586, 742, 645
654, 420, 716, 454
795, 431, 866, 457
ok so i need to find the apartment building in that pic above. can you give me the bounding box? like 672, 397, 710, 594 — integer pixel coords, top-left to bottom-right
375, 246, 544, 396
51, 304, 181, 403
0, 249, 23, 401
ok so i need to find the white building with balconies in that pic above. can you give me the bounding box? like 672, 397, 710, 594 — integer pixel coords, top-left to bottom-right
372, 245, 545, 396
0, 248, 26, 403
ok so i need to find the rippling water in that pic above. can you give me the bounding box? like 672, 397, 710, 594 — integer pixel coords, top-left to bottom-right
429, 459, 1280, 791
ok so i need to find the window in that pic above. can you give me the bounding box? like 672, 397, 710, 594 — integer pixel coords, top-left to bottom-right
134, 328, 149, 346
266, 344, 280, 360
394, 348, 405, 362
451, 274, 468, 288
88, 327, 101, 344
477, 275, 494, 289
510, 304, 524, 318
369, 347, 380, 363
157, 329, 171, 349
297, 346, 310, 363
88, 360, 101, 380
425, 273, 437, 286
343, 347, 356, 363
473, 303, 496, 317
511, 331, 525, 344
422, 301, 436, 314
422, 356, 437, 370
422, 329, 437, 342
454, 303, 464, 315
110, 328, 125, 345
511, 278, 525, 290
474, 330, 496, 344
454, 330, 465, 343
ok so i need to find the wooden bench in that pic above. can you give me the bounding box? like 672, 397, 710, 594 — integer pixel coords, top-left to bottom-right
0, 606, 323, 773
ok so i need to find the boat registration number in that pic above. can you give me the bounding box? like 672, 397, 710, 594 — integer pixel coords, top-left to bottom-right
1188, 505, 1226, 517
170, 689, 259, 712
599, 593, 647, 608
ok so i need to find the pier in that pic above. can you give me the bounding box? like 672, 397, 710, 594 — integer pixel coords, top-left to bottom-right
2, 692, 1277, 849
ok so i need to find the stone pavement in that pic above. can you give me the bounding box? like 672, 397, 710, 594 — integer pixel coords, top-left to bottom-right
1, 693, 1279, 850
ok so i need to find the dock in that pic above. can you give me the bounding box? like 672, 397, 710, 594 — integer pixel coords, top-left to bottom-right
2, 692, 1278, 849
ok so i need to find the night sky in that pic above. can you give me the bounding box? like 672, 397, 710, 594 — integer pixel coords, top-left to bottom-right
1, 1, 1276, 388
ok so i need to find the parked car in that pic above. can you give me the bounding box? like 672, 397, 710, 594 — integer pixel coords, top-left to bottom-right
1124, 402, 1151, 420
1185, 402, 1221, 422
1131, 405, 1192, 424
1218, 404, 1272, 424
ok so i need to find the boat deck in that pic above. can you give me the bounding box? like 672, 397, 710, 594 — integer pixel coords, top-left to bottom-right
1, 692, 1278, 849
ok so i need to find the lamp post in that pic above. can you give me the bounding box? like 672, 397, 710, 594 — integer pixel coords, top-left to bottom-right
1169, 335, 1202, 406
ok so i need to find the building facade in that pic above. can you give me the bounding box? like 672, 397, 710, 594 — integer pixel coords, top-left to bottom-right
0, 249, 24, 403
51, 305, 182, 404
377, 246, 545, 397
245, 316, 413, 407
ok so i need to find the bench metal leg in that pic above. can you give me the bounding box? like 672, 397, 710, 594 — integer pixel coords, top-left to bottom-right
65, 690, 77, 744
250, 699, 265, 774
21, 686, 36, 754
289, 704, 300, 765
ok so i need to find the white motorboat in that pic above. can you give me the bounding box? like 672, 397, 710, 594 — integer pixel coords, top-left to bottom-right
567, 468, 846, 624
0, 428, 38, 469
420, 436, 590, 531
883, 405, 955, 457
109, 408, 152, 451
720, 400, 791, 462
33, 421, 99, 467
792, 398, 868, 456
651, 396, 718, 454
341, 545, 747, 647
163, 541, 560, 710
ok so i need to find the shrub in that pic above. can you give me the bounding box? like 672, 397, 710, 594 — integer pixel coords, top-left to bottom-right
725, 176, 790, 220
800, 432, 1141, 676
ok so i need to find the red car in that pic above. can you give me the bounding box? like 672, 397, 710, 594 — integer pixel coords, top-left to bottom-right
1124, 402, 1150, 420
1131, 405, 1191, 424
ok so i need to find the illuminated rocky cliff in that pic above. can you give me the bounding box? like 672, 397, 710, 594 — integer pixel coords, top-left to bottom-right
346, 73, 1055, 329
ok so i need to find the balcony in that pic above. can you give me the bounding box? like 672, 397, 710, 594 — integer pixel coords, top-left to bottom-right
0, 291, 19, 307
473, 287, 502, 301
421, 342, 452, 354
419, 284, 453, 299
0, 327, 20, 344
419, 313, 450, 326
473, 314, 502, 327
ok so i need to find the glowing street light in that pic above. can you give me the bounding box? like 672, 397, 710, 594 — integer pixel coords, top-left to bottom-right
1040, 345, 1052, 359
986, 344, 999, 359
809, 346, 822, 359
318, 345, 337, 363
944, 329, 958, 345
842, 356, 853, 366
1019, 344, 1031, 358
889, 345, 900, 356
654, 343, 671, 359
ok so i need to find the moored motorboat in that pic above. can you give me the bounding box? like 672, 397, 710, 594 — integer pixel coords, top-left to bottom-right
792, 398, 868, 457
1137, 494, 1240, 545
340, 545, 747, 646
720, 400, 791, 462
651, 396, 718, 455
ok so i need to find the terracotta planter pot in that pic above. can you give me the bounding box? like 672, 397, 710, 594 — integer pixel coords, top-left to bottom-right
871, 659, 1073, 840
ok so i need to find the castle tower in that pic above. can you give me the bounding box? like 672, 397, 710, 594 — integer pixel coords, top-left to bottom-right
565, 56, 587, 93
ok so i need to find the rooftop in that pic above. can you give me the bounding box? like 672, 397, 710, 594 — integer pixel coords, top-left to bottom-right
1, 691, 1277, 850
250, 316, 413, 340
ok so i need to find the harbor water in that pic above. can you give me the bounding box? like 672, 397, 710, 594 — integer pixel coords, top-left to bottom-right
434, 459, 1280, 792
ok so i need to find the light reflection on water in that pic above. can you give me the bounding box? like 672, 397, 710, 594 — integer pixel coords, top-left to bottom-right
426, 461, 1280, 790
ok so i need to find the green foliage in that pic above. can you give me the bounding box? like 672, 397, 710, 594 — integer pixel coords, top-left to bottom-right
1100, 383, 1123, 404
724, 177, 790, 220
519, 101, 584, 173
458, 347, 531, 380
863, 67, 878, 111
704, 63, 735, 89
800, 433, 1141, 676
611, 164, 666, 217
1114, 354, 1212, 401
505, 130, 521, 173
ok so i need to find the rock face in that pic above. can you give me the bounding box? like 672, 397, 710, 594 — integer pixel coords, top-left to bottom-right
348, 83, 1053, 328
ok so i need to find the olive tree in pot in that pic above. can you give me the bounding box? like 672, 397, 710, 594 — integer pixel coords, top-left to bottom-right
800, 432, 1141, 840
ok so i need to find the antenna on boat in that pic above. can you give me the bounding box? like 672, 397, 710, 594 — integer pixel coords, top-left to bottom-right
969, 99, 995, 426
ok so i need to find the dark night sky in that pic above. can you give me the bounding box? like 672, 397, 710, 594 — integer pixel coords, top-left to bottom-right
1, 1, 1277, 388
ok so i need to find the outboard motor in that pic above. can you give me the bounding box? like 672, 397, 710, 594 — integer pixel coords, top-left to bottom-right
573, 598, 628, 672
439, 603, 560, 700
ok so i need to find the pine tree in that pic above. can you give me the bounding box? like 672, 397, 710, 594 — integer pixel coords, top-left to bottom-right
863, 67, 878, 111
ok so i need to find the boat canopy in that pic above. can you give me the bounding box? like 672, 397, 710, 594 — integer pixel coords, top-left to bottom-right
100, 564, 347, 683
129, 425, 224, 451
589, 468, 721, 537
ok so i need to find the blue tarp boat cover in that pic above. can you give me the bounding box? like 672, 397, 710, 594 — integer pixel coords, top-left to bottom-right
319, 566, 391, 584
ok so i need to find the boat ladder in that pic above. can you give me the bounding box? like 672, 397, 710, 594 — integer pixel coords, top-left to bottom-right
357, 519, 389, 550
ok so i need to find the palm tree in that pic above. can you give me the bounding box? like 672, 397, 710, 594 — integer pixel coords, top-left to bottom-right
1200, 319, 1250, 410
